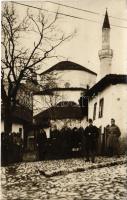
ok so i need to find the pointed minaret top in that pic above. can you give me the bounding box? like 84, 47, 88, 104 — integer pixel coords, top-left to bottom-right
102, 9, 110, 29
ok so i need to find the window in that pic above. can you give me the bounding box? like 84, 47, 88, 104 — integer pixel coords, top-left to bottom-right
19, 128, 22, 134
64, 82, 70, 88
93, 102, 97, 120
98, 98, 104, 118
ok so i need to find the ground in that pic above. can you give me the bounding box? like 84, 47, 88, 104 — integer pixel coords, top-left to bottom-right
1, 156, 127, 200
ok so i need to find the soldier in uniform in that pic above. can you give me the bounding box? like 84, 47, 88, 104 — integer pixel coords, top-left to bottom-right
84, 119, 99, 163
107, 118, 121, 157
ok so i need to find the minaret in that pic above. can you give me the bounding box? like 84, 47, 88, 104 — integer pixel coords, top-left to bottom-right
98, 10, 113, 80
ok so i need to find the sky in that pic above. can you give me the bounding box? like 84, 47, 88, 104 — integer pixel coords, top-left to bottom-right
1, 0, 127, 75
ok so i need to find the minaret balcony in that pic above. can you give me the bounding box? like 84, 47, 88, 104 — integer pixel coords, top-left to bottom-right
98, 49, 113, 59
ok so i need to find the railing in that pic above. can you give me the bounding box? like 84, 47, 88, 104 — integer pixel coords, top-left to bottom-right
98, 49, 113, 58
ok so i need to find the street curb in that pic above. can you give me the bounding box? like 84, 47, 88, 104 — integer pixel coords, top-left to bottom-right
39, 159, 127, 177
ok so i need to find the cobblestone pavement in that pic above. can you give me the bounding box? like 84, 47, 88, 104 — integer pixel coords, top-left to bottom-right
1, 156, 127, 200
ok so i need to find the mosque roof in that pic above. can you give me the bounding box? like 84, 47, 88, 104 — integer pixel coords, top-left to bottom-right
40, 61, 97, 76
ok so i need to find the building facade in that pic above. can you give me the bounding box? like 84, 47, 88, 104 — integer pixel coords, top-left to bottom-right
1, 73, 40, 149
33, 10, 127, 151
85, 11, 127, 143
86, 75, 127, 136
33, 61, 97, 133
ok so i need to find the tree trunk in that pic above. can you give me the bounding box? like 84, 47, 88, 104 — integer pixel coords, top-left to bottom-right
4, 102, 13, 134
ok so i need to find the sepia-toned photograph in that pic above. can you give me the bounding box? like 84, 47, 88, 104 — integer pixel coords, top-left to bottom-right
1, 0, 127, 199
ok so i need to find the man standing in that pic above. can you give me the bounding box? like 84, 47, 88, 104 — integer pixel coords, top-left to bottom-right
107, 118, 121, 157
37, 129, 47, 160
84, 119, 99, 163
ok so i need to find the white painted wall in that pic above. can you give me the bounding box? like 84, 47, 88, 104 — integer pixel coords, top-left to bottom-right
48, 118, 87, 130
42, 70, 96, 89
58, 70, 96, 88
1, 121, 24, 138
12, 123, 24, 134
34, 69, 96, 116
44, 128, 50, 138
57, 90, 83, 103
87, 84, 127, 137
33, 93, 62, 116
33, 90, 85, 116
1, 121, 4, 132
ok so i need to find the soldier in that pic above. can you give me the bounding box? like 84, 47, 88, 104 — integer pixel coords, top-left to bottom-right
84, 119, 99, 163
60, 126, 68, 158
107, 118, 121, 157
79, 126, 85, 157
72, 127, 79, 157
1, 132, 7, 165
37, 129, 47, 160
66, 126, 73, 158
51, 125, 60, 158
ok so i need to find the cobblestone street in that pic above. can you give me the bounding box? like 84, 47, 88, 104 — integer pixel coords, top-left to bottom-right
1, 156, 127, 200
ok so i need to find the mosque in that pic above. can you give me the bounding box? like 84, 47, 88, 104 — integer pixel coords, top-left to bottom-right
33, 10, 127, 141
34, 60, 96, 132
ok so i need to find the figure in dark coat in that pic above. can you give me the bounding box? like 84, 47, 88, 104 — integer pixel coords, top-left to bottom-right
79, 127, 85, 157
37, 129, 47, 160
71, 127, 81, 157
66, 127, 73, 157
1, 132, 7, 165
50, 126, 60, 158
84, 119, 99, 163
72, 127, 80, 148
107, 118, 121, 157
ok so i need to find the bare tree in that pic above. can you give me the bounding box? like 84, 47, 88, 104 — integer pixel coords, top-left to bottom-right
1, 2, 75, 133
44, 91, 62, 120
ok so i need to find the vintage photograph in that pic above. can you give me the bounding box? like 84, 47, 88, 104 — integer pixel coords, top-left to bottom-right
1, 0, 127, 199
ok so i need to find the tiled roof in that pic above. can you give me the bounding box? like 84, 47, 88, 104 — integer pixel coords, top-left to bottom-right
1, 104, 33, 124
34, 102, 85, 124
85, 74, 127, 97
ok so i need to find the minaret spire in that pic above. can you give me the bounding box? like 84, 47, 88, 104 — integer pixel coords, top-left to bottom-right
98, 9, 113, 80
102, 9, 110, 29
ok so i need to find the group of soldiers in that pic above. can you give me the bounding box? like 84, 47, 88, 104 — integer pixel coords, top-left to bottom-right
1, 118, 121, 165
36, 118, 121, 162
1, 132, 23, 165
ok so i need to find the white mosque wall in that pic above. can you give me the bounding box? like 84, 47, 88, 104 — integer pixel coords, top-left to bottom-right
34, 69, 96, 116
87, 84, 127, 138
55, 90, 83, 104
33, 90, 85, 116
33, 95, 50, 116
41, 69, 96, 89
